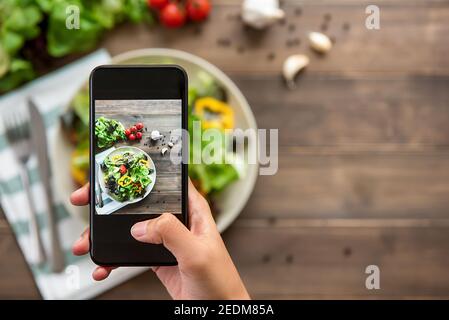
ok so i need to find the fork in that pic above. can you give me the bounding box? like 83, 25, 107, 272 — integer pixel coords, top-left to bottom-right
3, 111, 47, 265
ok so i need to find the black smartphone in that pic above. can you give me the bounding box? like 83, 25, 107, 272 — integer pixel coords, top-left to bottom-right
89, 65, 188, 266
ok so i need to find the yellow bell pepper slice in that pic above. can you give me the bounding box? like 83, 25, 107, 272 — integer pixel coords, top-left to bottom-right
118, 175, 132, 187
194, 97, 234, 130
111, 155, 122, 163
139, 159, 148, 167
71, 165, 87, 187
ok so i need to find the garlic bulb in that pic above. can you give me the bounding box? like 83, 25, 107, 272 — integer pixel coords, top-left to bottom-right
242, 0, 285, 29
283, 54, 310, 89
308, 32, 332, 54
150, 130, 163, 141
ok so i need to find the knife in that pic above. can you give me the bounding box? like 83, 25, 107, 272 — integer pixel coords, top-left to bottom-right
28, 99, 65, 273
95, 163, 104, 208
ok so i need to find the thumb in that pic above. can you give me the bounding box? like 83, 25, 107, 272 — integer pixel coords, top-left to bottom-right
130, 213, 197, 259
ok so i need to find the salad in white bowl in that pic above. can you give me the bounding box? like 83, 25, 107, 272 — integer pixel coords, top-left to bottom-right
99, 147, 156, 204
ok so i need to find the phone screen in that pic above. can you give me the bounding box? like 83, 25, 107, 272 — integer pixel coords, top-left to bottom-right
89, 65, 187, 266
93, 99, 182, 216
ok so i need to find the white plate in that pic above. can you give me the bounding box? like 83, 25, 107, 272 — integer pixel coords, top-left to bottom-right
98, 146, 156, 205
52, 48, 259, 233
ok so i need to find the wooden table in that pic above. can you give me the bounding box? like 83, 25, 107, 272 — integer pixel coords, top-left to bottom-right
1, 0, 449, 299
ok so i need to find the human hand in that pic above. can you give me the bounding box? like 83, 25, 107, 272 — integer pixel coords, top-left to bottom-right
70, 180, 250, 300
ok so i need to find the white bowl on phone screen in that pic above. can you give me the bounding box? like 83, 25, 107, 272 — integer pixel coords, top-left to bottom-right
54, 49, 258, 233
98, 146, 156, 205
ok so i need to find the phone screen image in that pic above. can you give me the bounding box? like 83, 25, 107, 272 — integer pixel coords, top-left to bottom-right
93, 99, 182, 217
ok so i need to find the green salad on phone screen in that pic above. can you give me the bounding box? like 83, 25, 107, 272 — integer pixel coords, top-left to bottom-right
95, 116, 126, 148
102, 151, 153, 202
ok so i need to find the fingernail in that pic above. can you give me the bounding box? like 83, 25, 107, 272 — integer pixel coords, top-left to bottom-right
131, 221, 148, 238
73, 187, 84, 196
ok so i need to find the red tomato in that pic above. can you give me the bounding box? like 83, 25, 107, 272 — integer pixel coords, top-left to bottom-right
136, 122, 144, 130
128, 133, 136, 141
186, 0, 211, 22
130, 126, 137, 133
148, 0, 168, 10
120, 165, 127, 175
160, 3, 186, 28
136, 132, 143, 140
124, 129, 131, 136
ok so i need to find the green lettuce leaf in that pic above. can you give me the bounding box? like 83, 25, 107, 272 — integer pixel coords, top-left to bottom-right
0, 58, 35, 92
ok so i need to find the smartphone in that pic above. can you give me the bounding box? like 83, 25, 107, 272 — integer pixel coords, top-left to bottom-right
89, 65, 188, 266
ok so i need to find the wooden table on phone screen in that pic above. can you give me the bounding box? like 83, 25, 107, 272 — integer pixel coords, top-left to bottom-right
1, 0, 449, 299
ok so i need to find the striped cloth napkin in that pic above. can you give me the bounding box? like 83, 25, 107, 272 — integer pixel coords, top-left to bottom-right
94, 147, 128, 215
0, 49, 147, 299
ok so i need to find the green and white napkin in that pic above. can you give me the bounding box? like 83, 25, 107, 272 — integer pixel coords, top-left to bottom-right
95, 147, 129, 215
0, 49, 147, 300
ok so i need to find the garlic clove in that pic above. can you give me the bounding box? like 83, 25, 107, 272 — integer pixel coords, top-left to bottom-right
161, 147, 168, 156
242, 0, 285, 29
282, 54, 310, 89
308, 32, 332, 54
151, 130, 163, 141
168, 141, 174, 148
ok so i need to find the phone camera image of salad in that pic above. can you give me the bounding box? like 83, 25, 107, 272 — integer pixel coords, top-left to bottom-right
93, 99, 181, 215
102, 151, 154, 202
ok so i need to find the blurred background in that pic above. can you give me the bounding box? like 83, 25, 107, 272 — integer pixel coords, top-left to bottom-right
1, 0, 449, 299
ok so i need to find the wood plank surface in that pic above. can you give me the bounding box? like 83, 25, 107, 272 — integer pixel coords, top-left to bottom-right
233, 74, 449, 147
96, 100, 182, 115
224, 223, 449, 298
101, 1, 449, 75
3, 218, 449, 299
0, 219, 40, 299
242, 148, 449, 219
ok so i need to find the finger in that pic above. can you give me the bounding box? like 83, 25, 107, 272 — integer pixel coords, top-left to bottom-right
70, 183, 90, 206
188, 178, 206, 211
72, 228, 90, 256
92, 266, 115, 281
188, 179, 215, 232
131, 213, 198, 260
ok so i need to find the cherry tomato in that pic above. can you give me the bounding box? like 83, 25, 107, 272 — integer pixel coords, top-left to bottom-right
148, 0, 169, 10
130, 126, 137, 133
136, 122, 144, 131
124, 129, 131, 136
186, 0, 211, 22
136, 132, 143, 140
120, 165, 127, 175
160, 3, 186, 28
129, 133, 136, 141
